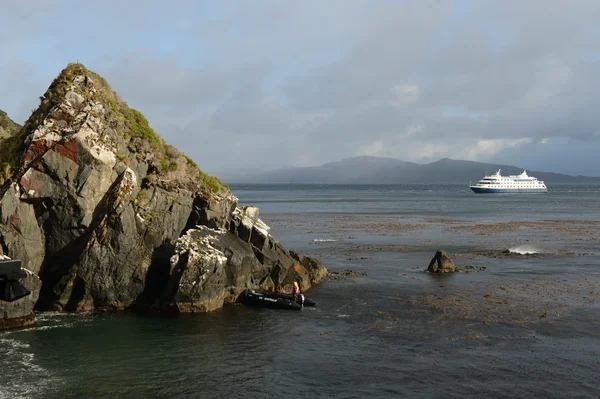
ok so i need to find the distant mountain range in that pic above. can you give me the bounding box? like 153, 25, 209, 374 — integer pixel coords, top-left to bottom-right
221, 156, 600, 184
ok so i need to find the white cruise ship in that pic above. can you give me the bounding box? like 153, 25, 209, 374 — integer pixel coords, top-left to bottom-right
469, 169, 547, 193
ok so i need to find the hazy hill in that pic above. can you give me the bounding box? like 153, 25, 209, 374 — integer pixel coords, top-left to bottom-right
222, 156, 600, 184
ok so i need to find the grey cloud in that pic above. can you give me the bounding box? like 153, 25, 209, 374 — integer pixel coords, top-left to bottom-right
285, 2, 450, 112
209, 82, 291, 136
101, 56, 236, 107
2, 0, 600, 175
279, 0, 600, 171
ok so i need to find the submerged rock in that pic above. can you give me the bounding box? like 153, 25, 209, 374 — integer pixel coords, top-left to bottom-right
458, 265, 487, 273
0, 63, 326, 326
327, 270, 369, 280
427, 250, 456, 273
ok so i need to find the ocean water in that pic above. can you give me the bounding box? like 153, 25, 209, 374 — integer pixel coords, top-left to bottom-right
2, 184, 600, 399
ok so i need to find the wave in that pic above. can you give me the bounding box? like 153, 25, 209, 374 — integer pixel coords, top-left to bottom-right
311, 239, 338, 243
0, 337, 30, 350
507, 244, 541, 255
17, 323, 75, 333
0, 337, 62, 399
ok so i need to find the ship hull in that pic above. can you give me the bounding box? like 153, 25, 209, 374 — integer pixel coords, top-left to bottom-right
470, 187, 547, 193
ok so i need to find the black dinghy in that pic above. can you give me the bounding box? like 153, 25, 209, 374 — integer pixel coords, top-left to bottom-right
243, 289, 316, 310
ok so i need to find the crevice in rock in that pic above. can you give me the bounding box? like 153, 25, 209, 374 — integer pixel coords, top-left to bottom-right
0, 234, 8, 256
63, 276, 86, 311
270, 263, 282, 289
252, 247, 265, 264
35, 233, 89, 310
182, 195, 204, 234
133, 241, 176, 309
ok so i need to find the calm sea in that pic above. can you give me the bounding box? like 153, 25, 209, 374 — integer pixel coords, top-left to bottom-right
1, 184, 600, 399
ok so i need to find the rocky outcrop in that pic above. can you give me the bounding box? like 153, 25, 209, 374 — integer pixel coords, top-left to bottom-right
427, 250, 456, 273
0, 63, 325, 325
143, 218, 326, 313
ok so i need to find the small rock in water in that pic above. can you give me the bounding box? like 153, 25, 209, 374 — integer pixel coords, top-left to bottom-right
427, 250, 456, 273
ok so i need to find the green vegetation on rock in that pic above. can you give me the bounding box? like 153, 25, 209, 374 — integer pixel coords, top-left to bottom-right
0, 63, 228, 193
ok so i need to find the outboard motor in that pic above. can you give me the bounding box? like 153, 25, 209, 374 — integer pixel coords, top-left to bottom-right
0, 260, 31, 302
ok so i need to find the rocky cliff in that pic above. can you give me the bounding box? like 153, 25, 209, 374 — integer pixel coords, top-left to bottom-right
0, 64, 325, 327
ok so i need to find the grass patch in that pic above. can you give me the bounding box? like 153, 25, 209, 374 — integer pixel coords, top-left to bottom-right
199, 170, 228, 193
125, 108, 161, 150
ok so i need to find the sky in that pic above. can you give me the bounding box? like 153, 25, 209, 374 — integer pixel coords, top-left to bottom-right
1, 0, 600, 176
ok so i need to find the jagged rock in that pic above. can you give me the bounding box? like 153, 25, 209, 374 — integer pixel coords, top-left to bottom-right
427, 250, 456, 273
143, 219, 326, 313
0, 63, 326, 321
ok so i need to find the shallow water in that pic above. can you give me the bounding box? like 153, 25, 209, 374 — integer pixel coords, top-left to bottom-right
1, 184, 600, 398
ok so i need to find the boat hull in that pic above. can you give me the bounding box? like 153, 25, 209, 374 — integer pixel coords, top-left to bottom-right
470, 187, 547, 193
243, 289, 316, 310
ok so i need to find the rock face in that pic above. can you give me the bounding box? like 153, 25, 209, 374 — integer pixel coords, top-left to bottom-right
144, 221, 327, 313
0, 63, 326, 326
427, 250, 456, 273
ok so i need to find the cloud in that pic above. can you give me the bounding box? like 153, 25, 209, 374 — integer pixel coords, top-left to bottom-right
460, 138, 533, 160
1, 0, 600, 176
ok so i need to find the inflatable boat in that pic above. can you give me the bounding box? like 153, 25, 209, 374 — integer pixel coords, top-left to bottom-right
243, 289, 316, 310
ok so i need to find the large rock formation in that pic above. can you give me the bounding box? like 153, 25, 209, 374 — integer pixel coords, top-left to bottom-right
0, 63, 325, 327
427, 250, 456, 273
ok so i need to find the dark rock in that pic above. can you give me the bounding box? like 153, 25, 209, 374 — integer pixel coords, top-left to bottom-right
427, 250, 456, 273
144, 226, 325, 312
